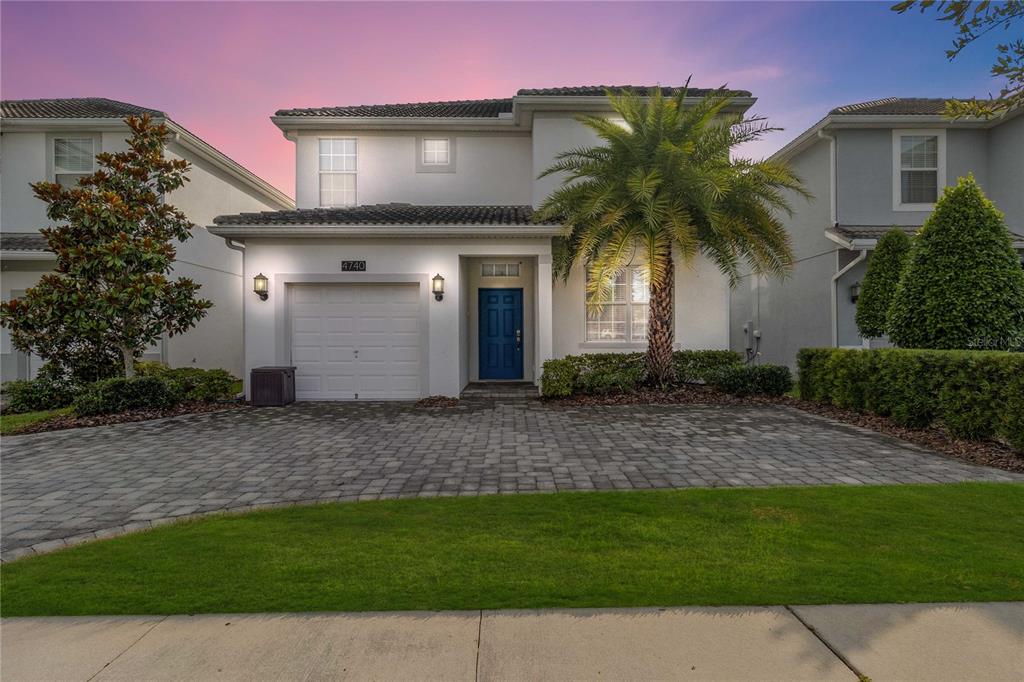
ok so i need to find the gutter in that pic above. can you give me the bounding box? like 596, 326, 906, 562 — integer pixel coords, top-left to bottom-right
817, 129, 837, 226
208, 224, 564, 239
830, 249, 867, 347
0, 250, 56, 261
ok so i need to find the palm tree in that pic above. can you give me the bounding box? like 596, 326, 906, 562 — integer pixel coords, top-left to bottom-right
534, 83, 809, 385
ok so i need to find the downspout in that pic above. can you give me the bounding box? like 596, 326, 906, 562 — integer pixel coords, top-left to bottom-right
223, 237, 247, 398
831, 250, 866, 347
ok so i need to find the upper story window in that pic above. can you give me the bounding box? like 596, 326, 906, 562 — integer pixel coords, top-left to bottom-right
53, 137, 95, 187
422, 138, 450, 166
585, 266, 650, 343
892, 129, 945, 211
319, 138, 356, 207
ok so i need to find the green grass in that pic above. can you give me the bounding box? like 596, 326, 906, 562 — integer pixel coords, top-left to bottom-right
3, 483, 1022, 616
0, 407, 72, 435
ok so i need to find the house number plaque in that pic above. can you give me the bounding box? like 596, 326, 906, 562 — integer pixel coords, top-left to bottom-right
341, 260, 367, 272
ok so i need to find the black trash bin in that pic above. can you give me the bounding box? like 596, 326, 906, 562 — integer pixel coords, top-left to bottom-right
250, 366, 296, 406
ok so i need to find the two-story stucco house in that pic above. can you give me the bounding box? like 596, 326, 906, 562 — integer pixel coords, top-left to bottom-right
0, 98, 293, 381
210, 85, 749, 400
730, 98, 1024, 368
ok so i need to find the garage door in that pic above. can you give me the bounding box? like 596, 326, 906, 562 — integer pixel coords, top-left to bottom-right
290, 284, 422, 400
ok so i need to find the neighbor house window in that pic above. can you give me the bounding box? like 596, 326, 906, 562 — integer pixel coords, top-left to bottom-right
893, 130, 945, 210
53, 137, 95, 187
585, 266, 649, 342
422, 138, 450, 166
319, 138, 357, 207
481, 262, 520, 277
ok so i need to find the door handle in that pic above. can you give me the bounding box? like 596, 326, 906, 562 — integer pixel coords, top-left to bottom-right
515, 328, 522, 349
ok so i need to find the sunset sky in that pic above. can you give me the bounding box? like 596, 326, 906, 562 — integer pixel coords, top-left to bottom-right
1, 1, 1001, 198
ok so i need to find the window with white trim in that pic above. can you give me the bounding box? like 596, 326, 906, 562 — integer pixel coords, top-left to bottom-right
893, 130, 945, 210
481, 262, 520, 277
422, 138, 450, 166
319, 138, 357, 207
53, 137, 95, 187
585, 266, 650, 342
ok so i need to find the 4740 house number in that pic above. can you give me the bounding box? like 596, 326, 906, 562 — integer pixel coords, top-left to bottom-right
341, 260, 367, 272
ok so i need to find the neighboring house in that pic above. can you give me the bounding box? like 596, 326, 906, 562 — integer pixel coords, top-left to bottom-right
0, 98, 294, 381
730, 98, 1024, 367
209, 86, 750, 400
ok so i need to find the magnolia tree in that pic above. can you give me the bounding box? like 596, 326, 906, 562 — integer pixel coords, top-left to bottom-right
0, 115, 211, 379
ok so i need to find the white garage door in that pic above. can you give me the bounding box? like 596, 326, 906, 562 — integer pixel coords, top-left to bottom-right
290, 284, 422, 400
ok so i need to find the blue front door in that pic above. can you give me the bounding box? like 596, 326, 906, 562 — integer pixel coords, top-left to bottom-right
479, 288, 524, 380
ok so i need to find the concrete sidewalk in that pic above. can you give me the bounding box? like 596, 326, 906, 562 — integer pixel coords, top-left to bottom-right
2, 603, 1021, 681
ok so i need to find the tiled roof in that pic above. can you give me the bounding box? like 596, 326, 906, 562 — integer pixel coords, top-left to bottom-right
1, 97, 165, 119
275, 85, 749, 118
275, 99, 514, 118
829, 98, 954, 116
516, 85, 751, 98
831, 224, 1024, 242
1, 233, 50, 252
213, 204, 558, 227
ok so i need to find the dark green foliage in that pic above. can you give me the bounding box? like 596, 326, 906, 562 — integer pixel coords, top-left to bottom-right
887, 175, 1024, 350
1, 365, 76, 414
707, 364, 793, 397
797, 347, 1024, 449
855, 229, 911, 338
574, 353, 646, 394
73, 376, 180, 416
135, 362, 237, 402
674, 349, 743, 382
540, 358, 577, 398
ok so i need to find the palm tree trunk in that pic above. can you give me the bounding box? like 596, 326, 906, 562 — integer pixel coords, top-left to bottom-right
646, 251, 675, 386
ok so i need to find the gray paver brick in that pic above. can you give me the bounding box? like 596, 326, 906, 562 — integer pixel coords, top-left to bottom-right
2, 399, 1021, 559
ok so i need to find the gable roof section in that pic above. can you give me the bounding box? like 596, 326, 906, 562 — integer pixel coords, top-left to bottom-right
1, 97, 293, 209
830, 97, 951, 116
827, 224, 1024, 249
1, 97, 165, 119
0, 233, 50, 252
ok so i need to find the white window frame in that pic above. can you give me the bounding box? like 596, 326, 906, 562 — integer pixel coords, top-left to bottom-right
584, 265, 650, 344
422, 138, 450, 166
319, 137, 357, 208
481, 262, 521, 278
49, 134, 99, 186
892, 129, 946, 212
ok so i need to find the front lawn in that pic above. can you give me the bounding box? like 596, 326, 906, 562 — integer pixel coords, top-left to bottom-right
0, 407, 72, 435
3, 483, 1022, 616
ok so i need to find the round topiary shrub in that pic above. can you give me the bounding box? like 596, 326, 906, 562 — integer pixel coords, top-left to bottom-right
887, 175, 1024, 350
855, 228, 911, 339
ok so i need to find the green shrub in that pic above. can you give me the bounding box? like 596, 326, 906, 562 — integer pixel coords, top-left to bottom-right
708, 364, 792, 397
135, 362, 238, 402
797, 347, 1024, 449
887, 175, 1024, 350
74, 376, 180, 416
540, 358, 576, 398
575, 353, 646, 394
673, 349, 743, 382
855, 228, 911, 338
1, 367, 77, 414
1003, 373, 1024, 451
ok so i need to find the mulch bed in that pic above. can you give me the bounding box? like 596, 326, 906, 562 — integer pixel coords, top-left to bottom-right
546, 386, 1024, 474
7, 401, 244, 436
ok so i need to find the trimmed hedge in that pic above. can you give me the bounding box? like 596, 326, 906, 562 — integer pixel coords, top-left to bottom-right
707, 364, 792, 397
540, 349, 745, 398
136, 362, 238, 402
73, 376, 180, 416
797, 347, 1024, 449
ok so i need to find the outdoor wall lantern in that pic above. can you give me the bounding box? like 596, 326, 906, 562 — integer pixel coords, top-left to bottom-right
432, 273, 445, 301
850, 282, 861, 304
253, 273, 269, 301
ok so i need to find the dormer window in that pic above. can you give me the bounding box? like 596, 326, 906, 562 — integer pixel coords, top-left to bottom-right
893, 130, 945, 211
53, 137, 96, 187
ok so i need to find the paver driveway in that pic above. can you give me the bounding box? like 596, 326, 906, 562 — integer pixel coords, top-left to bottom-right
3, 400, 1020, 559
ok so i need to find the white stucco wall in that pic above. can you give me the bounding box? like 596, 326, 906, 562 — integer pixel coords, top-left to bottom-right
293, 131, 532, 209
531, 111, 604, 208
240, 238, 553, 398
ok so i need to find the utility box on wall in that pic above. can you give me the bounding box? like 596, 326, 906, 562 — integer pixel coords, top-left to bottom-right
250, 366, 296, 407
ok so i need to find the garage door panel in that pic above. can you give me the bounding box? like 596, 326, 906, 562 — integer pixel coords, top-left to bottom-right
290, 283, 422, 400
